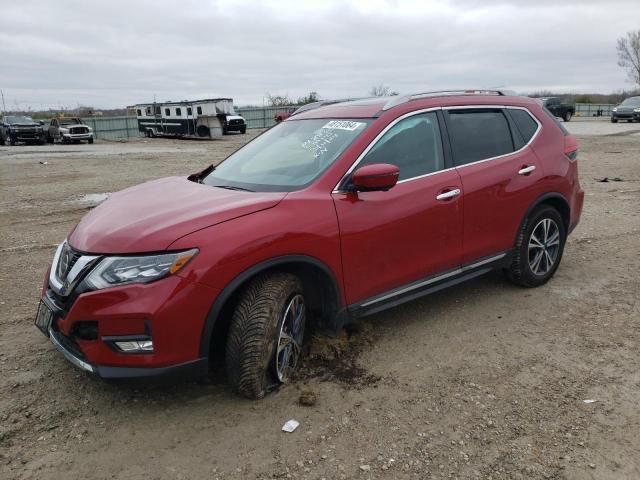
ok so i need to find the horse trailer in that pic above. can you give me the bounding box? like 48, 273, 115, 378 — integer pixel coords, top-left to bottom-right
134, 98, 247, 139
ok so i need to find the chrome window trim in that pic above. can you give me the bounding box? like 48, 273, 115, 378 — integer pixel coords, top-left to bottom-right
332, 105, 541, 193
332, 107, 442, 193
444, 105, 542, 171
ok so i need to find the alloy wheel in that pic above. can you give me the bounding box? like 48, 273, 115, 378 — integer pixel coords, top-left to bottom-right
275, 294, 305, 382
528, 218, 560, 276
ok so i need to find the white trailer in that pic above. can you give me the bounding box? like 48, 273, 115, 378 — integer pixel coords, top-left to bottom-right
134, 98, 247, 139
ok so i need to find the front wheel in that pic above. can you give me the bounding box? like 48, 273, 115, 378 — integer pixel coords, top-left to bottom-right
240, 126, 247, 134
506, 206, 566, 287
225, 273, 306, 399
88, 137, 94, 144
563, 111, 572, 122
611, 117, 618, 123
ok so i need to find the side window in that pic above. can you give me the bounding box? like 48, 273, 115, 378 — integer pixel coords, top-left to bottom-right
196, 106, 202, 115
155, 106, 161, 115
509, 108, 538, 144
358, 112, 444, 181
176, 108, 182, 116
446, 109, 514, 166
187, 107, 192, 116
51, 119, 58, 127
146, 107, 152, 115
136, 109, 142, 116
165, 108, 170, 116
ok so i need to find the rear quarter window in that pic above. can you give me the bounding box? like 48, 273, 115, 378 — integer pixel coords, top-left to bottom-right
509, 108, 539, 143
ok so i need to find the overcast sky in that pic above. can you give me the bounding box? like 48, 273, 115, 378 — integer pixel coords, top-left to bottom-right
1, 0, 638, 110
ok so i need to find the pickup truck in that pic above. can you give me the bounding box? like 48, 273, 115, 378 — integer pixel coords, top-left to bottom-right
0, 115, 46, 145
541, 97, 575, 122
47, 117, 94, 144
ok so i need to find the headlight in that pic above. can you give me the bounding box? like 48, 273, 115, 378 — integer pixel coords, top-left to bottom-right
87, 126, 93, 132
612, 107, 617, 112
59, 128, 69, 133
81, 249, 198, 290
633, 108, 640, 112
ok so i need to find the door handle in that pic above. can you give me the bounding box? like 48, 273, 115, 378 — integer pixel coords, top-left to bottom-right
436, 188, 461, 201
518, 165, 536, 175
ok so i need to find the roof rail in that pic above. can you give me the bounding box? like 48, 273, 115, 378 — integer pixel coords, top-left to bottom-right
290, 98, 358, 117
382, 89, 516, 111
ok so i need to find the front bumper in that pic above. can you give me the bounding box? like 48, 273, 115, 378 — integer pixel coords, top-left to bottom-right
9, 131, 44, 141
62, 133, 93, 140
611, 112, 640, 120
49, 327, 208, 378
38, 267, 218, 378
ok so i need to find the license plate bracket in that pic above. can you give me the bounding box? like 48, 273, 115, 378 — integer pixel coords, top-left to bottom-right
34, 300, 54, 337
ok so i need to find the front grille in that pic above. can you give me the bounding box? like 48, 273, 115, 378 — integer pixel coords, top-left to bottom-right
70, 127, 89, 134
228, 119, 243, 126
56, 245, 82, 283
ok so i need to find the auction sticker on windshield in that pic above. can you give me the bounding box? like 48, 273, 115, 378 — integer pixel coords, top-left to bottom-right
322, 120, 365, 131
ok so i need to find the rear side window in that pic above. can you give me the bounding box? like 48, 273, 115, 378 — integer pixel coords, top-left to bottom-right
509, 108, 538, 143
165, 108, 170, 116
358, 111, 445, 181
446, 109, 514, 166
542, 106, 569, 135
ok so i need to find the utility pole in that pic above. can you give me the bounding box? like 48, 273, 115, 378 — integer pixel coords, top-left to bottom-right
1, 90, 6, 113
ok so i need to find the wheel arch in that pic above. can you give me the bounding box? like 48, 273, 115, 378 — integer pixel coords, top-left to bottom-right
516, 192, 570, 244
199, 255, 344, 361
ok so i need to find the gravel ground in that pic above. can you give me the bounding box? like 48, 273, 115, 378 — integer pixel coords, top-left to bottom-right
1, 125, 639, 480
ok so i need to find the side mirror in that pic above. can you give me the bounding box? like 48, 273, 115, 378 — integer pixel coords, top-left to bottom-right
350, 163, 400, 192
38, 120, 45, 126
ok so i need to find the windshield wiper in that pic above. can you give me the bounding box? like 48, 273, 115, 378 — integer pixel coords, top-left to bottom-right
213, 185, 255, 192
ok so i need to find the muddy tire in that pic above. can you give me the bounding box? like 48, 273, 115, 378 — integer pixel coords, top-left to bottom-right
225, 273, 305, 399
506, 206, 566, 288
563, 111, 572, 122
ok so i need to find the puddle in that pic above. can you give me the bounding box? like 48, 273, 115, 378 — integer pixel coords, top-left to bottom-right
70, 192, 112, 207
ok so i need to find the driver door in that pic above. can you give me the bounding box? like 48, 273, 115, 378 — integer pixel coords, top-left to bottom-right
332, 111, 463, 306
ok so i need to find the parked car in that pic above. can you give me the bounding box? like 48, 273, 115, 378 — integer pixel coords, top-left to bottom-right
48, 117, 94, 144
274, 109, 296, 123
35, 90, 584, 399
540, 97, 575, 122
0, 115, 46, 145
610, 96, 640, 123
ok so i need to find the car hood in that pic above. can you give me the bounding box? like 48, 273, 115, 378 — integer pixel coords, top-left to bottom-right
68, 176, 287, 254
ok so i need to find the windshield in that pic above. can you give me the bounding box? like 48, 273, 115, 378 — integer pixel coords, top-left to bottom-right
620, 97, 640, 106
203, 119, 371, 192
6, 116, 35, 124
60, 118, 81, 125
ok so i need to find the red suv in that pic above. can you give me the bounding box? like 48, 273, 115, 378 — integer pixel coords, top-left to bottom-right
35, 90, 584, 398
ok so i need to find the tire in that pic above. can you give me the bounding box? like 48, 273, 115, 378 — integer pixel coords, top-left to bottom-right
225, 273, 306, 399
6, 136, 15, 146
88, 137, 94, 144
611, 117, 618, 123
563, 111, 572, 122
240, 126, 247, 134
506, 206, 566, 288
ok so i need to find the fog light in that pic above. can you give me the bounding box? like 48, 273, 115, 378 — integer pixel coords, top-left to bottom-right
114, 340, 154, 353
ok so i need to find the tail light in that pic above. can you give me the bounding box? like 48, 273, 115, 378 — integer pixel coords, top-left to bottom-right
564, 135, 578, 160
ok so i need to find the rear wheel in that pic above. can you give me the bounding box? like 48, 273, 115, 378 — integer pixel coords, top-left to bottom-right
611, 117, 618, 123
225, 273, 306, 399
563, 111, 572, 122
506, 206, 566, 287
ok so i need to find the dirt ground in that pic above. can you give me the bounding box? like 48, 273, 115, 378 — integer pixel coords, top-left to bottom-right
1, 121, 639, 480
